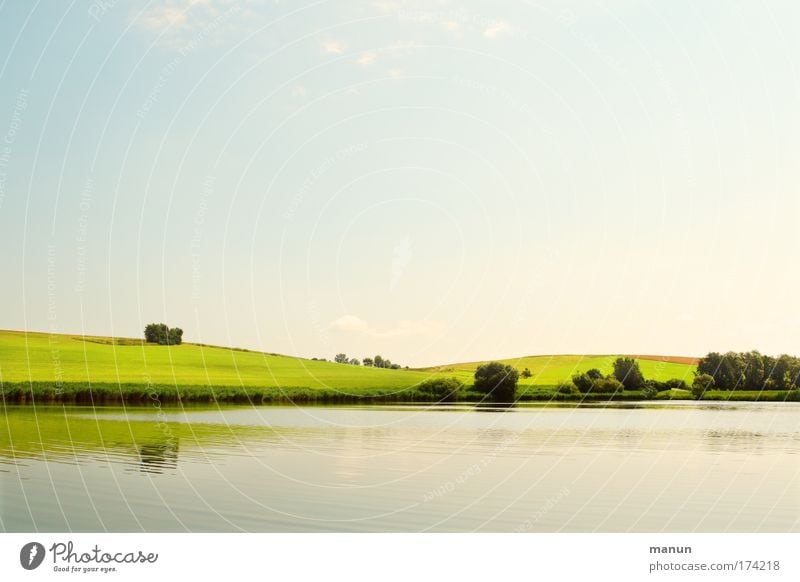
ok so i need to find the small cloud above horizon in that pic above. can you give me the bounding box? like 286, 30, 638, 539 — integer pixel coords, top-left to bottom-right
483, 20, 511, 39
322, 39, 345, 54
329, 315, 442, 338
356, 51, 378, 65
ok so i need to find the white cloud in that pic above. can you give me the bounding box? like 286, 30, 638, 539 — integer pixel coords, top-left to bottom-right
322, 39, 344, 54
483, 20, 511, 39
329, 315, 442, 338
386, 320, 443, 338
355, 42, 416, 67
356, 51, 377, 65
290, 85, 309, 99
140, 6, 189, 31
329, 315, 371, 334
135, 0, 246, 48
442, 20, 461, 35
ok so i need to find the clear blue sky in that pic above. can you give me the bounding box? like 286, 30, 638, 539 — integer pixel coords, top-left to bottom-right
1, 1, 798, 366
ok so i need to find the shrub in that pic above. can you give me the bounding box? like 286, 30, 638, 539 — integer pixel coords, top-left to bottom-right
571, 373, 594, 394
665, 378, 688, 390
473, 362, 519, 402
642, 384, 659, 400
692, 374, 715, 399
572, 373, 623, 394
556, 381, 578, 396
586, 368, 603, 380
521, 368, 532, 378
418, 377, 465, 402
592, 377, 624, 394
644, 380, 666, 392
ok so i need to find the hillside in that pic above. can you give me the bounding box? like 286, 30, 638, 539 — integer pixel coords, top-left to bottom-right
0, 329, 698, 403
0, 330, 428, 391
422, 354, 697, 387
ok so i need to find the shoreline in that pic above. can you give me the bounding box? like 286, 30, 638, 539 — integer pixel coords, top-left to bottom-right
2, 382, 798, 406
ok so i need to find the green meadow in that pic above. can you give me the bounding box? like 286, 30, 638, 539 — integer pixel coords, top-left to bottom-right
422, 355, 695, 387
0, 329, 705, 404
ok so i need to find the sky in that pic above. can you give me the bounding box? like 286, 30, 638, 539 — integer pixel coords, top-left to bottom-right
0, 0, 798, 367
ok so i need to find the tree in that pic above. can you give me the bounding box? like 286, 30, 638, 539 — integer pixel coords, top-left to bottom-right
144, 323, 168, 344
585, 368, 603, 380
168, 327, 183, 345
362, 357, 374, 367
334, 353, 349, 364
692, 374, 715, 399
741, 350, 765, 390
418, 377, 464, 402
612, 357, 644, 390
571, 372, 594, 394
788, 359, 800, 390
720, 351, 745, 389
144, 323, 182, 345
697, 351, 744, 390
373, 355, 385, 369
349, 358, 361, 366
473, 362, 519, 402
520, 368, 532, 378
766, 354, 792, 390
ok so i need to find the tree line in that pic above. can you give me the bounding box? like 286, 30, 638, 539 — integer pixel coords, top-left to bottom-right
696, 351, 800, 391
317, 353, 404, 369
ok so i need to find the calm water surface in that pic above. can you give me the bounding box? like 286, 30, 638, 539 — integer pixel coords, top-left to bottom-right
1, 402, 798, 532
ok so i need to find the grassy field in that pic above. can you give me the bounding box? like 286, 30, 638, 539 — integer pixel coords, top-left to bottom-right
0, 330, 430, 389
422, 354, 696, 387
0, 329, 710, 404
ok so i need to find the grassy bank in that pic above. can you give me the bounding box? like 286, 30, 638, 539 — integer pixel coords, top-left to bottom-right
15, 329, 791, 405
0, 381, 679, 405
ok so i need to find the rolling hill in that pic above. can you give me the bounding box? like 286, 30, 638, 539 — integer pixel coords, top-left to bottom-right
422, 354, 697, 388
0, 329, 698, 403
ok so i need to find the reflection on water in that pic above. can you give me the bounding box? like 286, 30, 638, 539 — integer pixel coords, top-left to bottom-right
137, 443, 178, 474
1, 402, 799, 532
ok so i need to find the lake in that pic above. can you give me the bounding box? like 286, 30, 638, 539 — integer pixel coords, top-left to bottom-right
1, 402, 798, 532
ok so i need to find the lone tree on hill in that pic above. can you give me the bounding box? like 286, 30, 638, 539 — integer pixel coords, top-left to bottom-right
473, 361, 519, 402
144, 323, 183, 345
